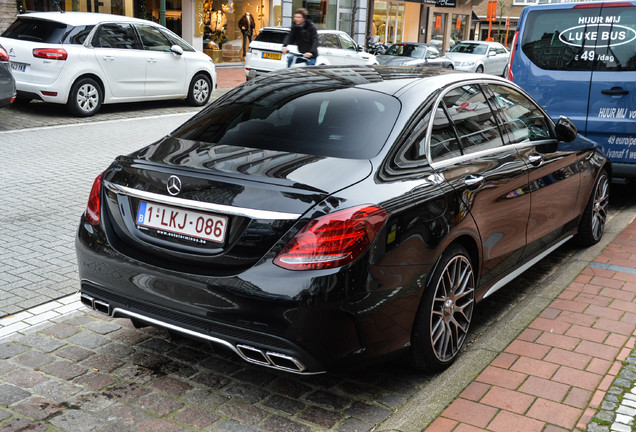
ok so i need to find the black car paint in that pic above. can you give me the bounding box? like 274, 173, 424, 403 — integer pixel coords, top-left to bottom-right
76, 66, 608, 373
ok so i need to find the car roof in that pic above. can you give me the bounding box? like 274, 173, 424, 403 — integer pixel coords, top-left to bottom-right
457, 40, 500, 46
259, 26, 350, 35
16, 11, 155, 26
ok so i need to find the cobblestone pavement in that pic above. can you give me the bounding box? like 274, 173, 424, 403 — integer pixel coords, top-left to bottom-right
0, 113, 197, 316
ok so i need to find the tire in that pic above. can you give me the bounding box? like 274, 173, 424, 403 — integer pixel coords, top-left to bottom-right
187, 73, 212, 106
66, 77, 103, 117
447, 64, 454, 70
575, 169, 609, 247
502, 65, 508, 78
410, 244, 475, 372
475, 65, 484, 73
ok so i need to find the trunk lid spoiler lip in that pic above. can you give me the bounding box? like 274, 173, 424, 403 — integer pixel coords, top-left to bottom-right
103, 181, 302, 221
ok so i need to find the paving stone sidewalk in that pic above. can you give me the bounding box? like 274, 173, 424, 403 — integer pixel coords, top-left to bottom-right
428, 219, 636, 432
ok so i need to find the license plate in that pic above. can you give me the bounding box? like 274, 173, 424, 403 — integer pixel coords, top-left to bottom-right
262, 52, 282, 60
10, 62, 27, 72
136, 201, 228, 244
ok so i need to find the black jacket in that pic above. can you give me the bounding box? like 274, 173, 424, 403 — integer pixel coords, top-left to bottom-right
283, 20, 319, 58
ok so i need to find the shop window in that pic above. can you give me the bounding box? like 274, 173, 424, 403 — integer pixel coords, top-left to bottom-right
431, 13, 447, 50
451, 14, 468, 47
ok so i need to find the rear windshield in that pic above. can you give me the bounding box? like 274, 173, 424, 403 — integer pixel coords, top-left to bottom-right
522, 6, 636, 71
1, 18, 93, 45
254, 30, 287, 44
173, 88, 401, 159
2, 18, 67, 43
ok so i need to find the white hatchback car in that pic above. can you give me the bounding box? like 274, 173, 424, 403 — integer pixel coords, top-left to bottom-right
0, 12, 216, 116
445, 41, 509, 76
245, 27, 377, 79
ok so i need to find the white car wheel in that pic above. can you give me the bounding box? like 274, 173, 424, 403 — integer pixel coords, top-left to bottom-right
67, 77, 103, 117
187, 74, 212, 106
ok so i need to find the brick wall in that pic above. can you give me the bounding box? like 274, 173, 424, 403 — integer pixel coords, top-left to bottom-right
0, 0, 18, 33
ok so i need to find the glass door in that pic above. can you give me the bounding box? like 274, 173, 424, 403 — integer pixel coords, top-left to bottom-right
374, 0, 404, 44
337, 9, 353, 33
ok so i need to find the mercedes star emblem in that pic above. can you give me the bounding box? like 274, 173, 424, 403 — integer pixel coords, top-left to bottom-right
166, 175, 182, 196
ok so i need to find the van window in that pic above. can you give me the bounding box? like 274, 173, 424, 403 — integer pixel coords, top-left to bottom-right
522, 6, 636, 71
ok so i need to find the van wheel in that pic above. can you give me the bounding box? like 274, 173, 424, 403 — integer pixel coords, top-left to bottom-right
187, 73, 212, 106
410, 244, 475, 372
575, 169, 609, 247
476, 65, 484, 73
67, 77, 103, 117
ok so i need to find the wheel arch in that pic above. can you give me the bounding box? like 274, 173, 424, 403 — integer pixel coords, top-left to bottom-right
68, 73, 106, 104
191, 70, 215, 88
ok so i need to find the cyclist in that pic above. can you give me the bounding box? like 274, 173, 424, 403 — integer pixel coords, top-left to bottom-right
282, 8, 319, 67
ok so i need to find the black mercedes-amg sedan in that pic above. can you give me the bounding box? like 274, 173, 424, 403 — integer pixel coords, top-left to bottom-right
76, 66, 610, 375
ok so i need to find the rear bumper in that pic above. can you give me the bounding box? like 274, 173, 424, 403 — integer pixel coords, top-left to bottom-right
15, 77, 70, 103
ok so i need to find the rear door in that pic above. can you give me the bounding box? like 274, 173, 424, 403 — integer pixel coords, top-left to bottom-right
92, 23, 146, 98
429, 83, 531, 286
134, 24, 187, 97
487, 83, 581, 261
586, 2, 636, 167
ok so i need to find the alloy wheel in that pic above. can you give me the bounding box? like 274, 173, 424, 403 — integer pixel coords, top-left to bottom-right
76, 83, 99, 113
591, 173, 609, 241
193, 78, 209, 104
429, 255, 475, 362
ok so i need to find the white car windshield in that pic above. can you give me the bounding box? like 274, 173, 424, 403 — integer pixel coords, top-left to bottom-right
385, 44, 426, 59
451, 43, 487, 55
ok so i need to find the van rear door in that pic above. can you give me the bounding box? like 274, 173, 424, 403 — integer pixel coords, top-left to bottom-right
586, 2, 636, 174
516, 4, 602, 131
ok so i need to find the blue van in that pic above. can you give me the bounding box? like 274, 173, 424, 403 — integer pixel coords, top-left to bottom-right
508, 1, 636, 178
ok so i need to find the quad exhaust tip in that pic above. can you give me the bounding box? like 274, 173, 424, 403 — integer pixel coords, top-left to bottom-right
80, 293, 308, 373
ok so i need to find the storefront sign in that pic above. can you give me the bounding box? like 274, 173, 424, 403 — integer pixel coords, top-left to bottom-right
435, 15, 442, 30
195, 0, 205, 36
559, 23, 636, 48
456, 17, 461, 30
435, 0, 456, 7
487, 1, 497, 22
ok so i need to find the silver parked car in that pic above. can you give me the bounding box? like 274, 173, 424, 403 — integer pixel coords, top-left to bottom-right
0, 43, 16, 107
446, 41, 509, 76
376, 43, 454, 69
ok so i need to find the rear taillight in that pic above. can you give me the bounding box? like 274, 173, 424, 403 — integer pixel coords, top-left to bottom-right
33, 48, 68, 60
0, 47, 8, 62
274, 205, 388, 271
85, 174, 103, 226
507, 30, 519, 81
9, 96, 15, 104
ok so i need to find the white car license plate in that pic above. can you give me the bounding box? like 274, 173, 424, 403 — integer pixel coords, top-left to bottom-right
136, 201, 228, 244
262, 52, 282, 60
10, 62, 27, 72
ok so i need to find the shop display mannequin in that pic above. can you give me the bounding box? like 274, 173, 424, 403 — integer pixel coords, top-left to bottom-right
238, 12, 255, 57
210, 10, 227, 33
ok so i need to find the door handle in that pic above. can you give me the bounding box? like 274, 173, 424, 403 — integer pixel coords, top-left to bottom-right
464, 175, 484, 190
528, 154, 543, 166
102, 56, 115, 61
601, 87, 629, 96
147, 58, 158, 63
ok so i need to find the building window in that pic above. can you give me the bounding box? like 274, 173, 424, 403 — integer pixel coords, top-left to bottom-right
512, 0, 537, 6
451, 13, 467, 46
431, 12, 447, 50
372, 1, 405, 44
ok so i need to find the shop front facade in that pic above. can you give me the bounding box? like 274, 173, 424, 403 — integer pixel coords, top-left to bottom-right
369, 0, 472, 52
471, 0, 523, 48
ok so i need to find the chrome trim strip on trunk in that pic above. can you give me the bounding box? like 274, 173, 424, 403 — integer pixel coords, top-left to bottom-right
104, 181, 301, 221
109, 307, 325, 375
483, 235, 573, 299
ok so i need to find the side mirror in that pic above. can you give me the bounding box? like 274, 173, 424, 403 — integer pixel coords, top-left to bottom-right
554, 116, 578, 142
488, 51, 496, 57
357, 45, 363, 52
170, 45, 184, 55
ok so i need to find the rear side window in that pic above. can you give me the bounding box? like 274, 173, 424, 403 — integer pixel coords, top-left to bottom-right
489, 84, 552, 144
254, 30, 287, 44
62, 25, 94, 44
522, 6, 636, 71
174, 88, 401, 159
1, 18, 67, 43
442, 85, 503, 155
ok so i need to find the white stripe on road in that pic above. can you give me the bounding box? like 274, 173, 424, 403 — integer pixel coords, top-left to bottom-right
0, 112, 196, 135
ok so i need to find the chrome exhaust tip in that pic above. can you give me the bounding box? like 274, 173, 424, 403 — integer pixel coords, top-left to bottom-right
266, 352, 304, 372
236, 344, 306, 372
93, 299, 110, 315
236, 344, 270, 366
80, 293, 94, 309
